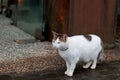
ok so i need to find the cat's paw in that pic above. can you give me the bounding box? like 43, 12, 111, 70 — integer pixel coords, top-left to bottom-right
65, 71, 68, 75
83, 65, 89, 69
66, 72, 73, 77
90, 65, 96, 69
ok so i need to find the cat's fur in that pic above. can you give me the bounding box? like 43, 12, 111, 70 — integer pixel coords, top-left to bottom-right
52, 31, 106, 76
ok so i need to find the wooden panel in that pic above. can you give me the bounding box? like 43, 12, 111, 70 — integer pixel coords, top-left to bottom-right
68, 0, 117, 45
45, 0, 117, 47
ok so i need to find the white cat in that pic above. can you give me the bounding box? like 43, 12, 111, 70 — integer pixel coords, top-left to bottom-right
52, 31, 106, 77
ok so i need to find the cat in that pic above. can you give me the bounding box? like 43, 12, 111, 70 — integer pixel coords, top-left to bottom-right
52, 31, 106, 77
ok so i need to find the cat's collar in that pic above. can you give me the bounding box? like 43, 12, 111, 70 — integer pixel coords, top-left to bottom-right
59, 47, 68, 51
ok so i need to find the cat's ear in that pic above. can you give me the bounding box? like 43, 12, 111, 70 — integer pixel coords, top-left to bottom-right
52, 31, 58, 36
63, 34, 68, 42
52, 31, 58, 40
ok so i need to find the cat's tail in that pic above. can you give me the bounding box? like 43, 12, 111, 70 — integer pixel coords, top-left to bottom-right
98, 41, 107, 62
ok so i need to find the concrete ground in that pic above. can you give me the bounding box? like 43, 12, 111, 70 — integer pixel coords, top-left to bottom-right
0, 15, 120, 75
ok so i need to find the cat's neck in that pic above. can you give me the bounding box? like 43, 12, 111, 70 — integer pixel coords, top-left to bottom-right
59, 47, 68, 51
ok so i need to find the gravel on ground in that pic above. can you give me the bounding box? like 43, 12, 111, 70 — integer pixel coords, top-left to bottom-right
0, 15, 52, 62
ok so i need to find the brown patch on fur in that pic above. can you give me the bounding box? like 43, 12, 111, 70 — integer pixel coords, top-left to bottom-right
59, 34, 67, 42
52, 31, 67, 42
83, 35, 92, 41
52, 31, 58, 42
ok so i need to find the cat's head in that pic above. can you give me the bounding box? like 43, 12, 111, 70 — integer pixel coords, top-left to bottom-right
52, 31, 68, 50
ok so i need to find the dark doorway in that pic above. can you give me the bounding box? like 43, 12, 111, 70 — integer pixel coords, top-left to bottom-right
117, 0, 120, 43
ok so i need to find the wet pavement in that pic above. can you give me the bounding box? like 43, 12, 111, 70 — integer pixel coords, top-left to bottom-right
0, 61, 119, 80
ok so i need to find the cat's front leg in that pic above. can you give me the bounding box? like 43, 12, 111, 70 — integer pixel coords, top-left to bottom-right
65, 60, 78, 77
66, 63, 76, 77
65, 61, 70, 75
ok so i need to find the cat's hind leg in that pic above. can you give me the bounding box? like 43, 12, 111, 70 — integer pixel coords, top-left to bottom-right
83, 61, 92, 69
91, 59, 97, 69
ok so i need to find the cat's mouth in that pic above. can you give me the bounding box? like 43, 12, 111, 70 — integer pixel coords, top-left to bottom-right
52, 45, 58, 49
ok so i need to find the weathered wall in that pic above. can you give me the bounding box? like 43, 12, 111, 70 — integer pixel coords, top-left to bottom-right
68, 0, 117, 46
45, 0, 117, 47
45, 0, 68, 40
